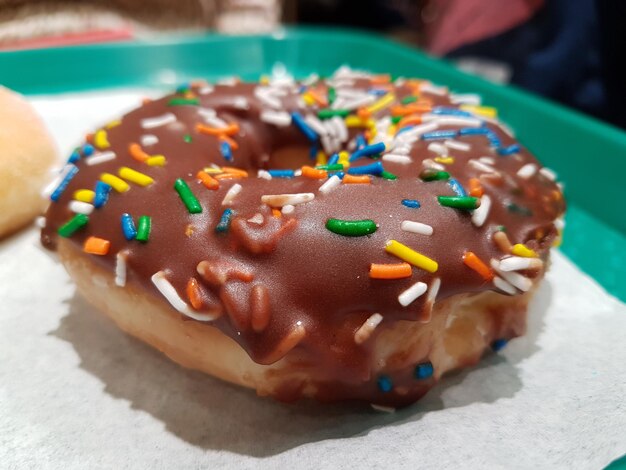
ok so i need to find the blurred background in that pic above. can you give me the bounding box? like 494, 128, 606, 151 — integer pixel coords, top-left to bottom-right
1, 0, 624, 129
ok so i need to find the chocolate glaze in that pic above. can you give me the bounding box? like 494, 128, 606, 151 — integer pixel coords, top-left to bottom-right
42, 73, 565, 405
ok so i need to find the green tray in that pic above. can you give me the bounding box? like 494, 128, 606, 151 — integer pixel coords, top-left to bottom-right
1, 28, 625, 303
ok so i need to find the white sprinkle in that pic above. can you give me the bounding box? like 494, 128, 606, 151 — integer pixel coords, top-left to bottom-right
254, 87, 282, 109
450, 93, 482, 105
479, 156, 495, 165
115, 251, 128, 287
332, 116, 348, 142
383, 154, 412, 165
540, 167, 557, 181
493, 275, 517, 295
370, 404, 396, 413
354, 313, 383, 345
222, 184, 242, 206
337, 94, 376, 111
304, 114, 328, 136
198, 85, 214, 95
499, 256, 543, 272
294, 169, 302, 177
151, 271, 219, 321
85, 151, 116, 166
423, 159, 446, 171
517, 163, 538, 179
42, 164, 75, 198
35, 216, 46, 228
401, 220, 433, 236
198, 107, 217, 119
471, 194, 491, 227
426, 277, 441, 304
261, 193, 314, 207
232, 97, 249, 110
393, 144, 411, 155
395, 122, 439, 141
68, 200, 94, 215
319, 175, 341, 194
491, 259, 532, 292
281, 204, 295, 215
260, 110, 292, 127
555, 217, 566, 231
257, 170, 272, 180
444, 139, 471, 151
420, 83, 448, 96
427, 142, 447, 155
424, 115, 483, 127
141, 112, 176, 129
469, 159, 497, 173
247, 213, 264, 225
140, 134, 159, 146
321, 134, 335, 155
301, 73, 319, 86
203, 114, 228, 128
398, 281, 428, 307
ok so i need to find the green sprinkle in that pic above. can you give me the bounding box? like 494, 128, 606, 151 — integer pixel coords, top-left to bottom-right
420, 169, 450, 182
136, 215, 151, 242
57, 214, 88, 238
326, 218, 378, 237
328, 87, 336, 105
401, 95, 418, 105
506, 203, 533, 216
317, 108, 350, 119
174, 178, 202, 214
437, 196, 480, 210
496, 225, 507, 232
381, 171, 398, 180
184, 134, 193, 143
316, 164, 344, 171
167, 98, 199, 106
391, 116, 403, 125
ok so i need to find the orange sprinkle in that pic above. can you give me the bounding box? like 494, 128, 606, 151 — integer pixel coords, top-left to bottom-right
357, 107, 371, 120
197, 170, 219, 190
307, 88, 328, 107
83, 236, 110, 256
301, 166, 327, 179
183, 91, 196, 99
221, 166, 248, 177
85, 133, 94, 144
371, 74, 392, 84
369, 262, 412, 279
468, 178, 484, 197
272, 209, 282, 218
463, 251, 493, 281
363, 130, 372, 142
214, 173, 244, 180
129, 143, 149, 163
142, 97, 152, 105
343, 174, 371, 184
390, 103, 432, 116
219, 135, 239, 150
398, 114, 423, 128
186, 278, 204, 310
196, 122, 240, 136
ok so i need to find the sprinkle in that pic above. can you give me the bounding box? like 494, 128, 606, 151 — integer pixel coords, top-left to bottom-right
347, 161, 384, 176
83, 236, 111, 255
129, 143, 150, 163
254, 87, 282, 108
58, 214, 88, 237
498, 144, 521, 156
401, 199, 420, 209
151, 271, 217, 320
67, 149, 80, 163
471, 195, 492, 227
468, 178, 484, 197
377, 375, 393, 393
146, 156, 166, 166
460, 104, 497, 118
427, 142, 447, 155
121, 213, 137, 240
326, 218, 377, 237
342, 174, 370, 184
422, 130, 458, 141
68, 200, 94, 215
73, 189, 94, 203
93, 129, 110, 149
136, 215, 151, 242
463, 251, 494, 281
539, 167, 557, 181
174, 178, 202, 214
438, 196, 480, 211
316, 164, 343, 171
450, 93, 482, 105
93, 181, 111, 208
261, 192, 314, 207
291, 112, 318, 141
448, 178, 467, 197
444, 139, 471, 151
260, 110, 292, 126
369, 263, 412, 279
215, 209, 233, 232
167, 97, 199, 106
385, 240, 438, 273
99, 173, 129, 193
492, 339, 508, 351
493, 275, 517, 295
491, 259, 533, 292
422, 159, 446, 171
82, 144, 95, 156
401, 220, 433, 236
362, 92, 395, 117
141, 113, 176, 129
511, 243, 538, 258
220, 140, 233, 161
85, 151, 116, 166
140, 134, 158, 146
383, 154, 411, 164
301, 166, 327, 179
248, 213, 264, 225
49, 164, 79, 202
493, 230, 513, 253
118, 167, 154, 187
221, 166, 248, 178
420, 169, 449, 182
317, 109, 350, 120
506, 203, 533, 216
354, 313, 384, 344
380, 171, 397, 180
266, 169, 294, 179
196, 122, 239, 137
415, 362, 434, 379
349, 142, 385, 162
401, 95, 417, 105
499, 256, 544, 271
469, 159, 497, 174
398, 281, 428, 306
281, 204, 295, 215
426, 277, 441, 304
221, 183, 242, 206
319, 175, 342, 194
115, 251, 127, 287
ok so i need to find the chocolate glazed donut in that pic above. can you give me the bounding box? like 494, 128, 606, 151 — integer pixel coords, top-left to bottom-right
41, 68, 565, 408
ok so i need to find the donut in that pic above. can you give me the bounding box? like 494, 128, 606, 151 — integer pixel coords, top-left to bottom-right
0, 87, 57, 238
41, 68, 565, 407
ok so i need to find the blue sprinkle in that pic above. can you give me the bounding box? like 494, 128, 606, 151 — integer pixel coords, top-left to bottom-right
498, 144, 521, 156
395, 125, 416, 136
93, 181, 112, 208
67, 149, 80, 163
215, 208, 233, 233
220, 141, 233, 161
402, 199, 421, 209
485, 130, 501, 147
50, 165, 79, 202
492, 338, 508, 351
82, 144, 95, 157
432, 106, 473, 117
347, 161, 384, 176
377, 375, 393, 393
309, 143, 319, 159
459, 127, 490, 136
422, 130, 458, 141
448, 178, 467, 197
298, 85, 307, 94
268, 169, 295, 178
349, 142, 386, 162
176, 83, 190, 94
368, 88, 388, 96
328, 153, 339, 165
291, 112, 318, 142
415, 362, 434, 380
121, 213, 137, 240
329, 171, 345, 179
355, 134, 367, 150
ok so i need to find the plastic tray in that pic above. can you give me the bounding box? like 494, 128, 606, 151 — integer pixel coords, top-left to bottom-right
1, 28, 625, 303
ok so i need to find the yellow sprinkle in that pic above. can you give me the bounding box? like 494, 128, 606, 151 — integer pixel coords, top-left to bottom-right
105, 120, 121, 129
511, 243, 538, 258
337, 151, 350, 169
100, 173, 129, 193
385, 240, 438, 273
118, 166, 154, 187
366, 93, 395, 115
315, 151, 327, 166
73, 189, 95, 203
260, 75, 269, 85
345, 116, 372, 128
146, 155, 166, 167
94, 129, 110, 149
460, 105, 498, 118
387, 124, 397, 136
434, 156, 455, 165
302, 93, 316, 106
203, 167, 223, 174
